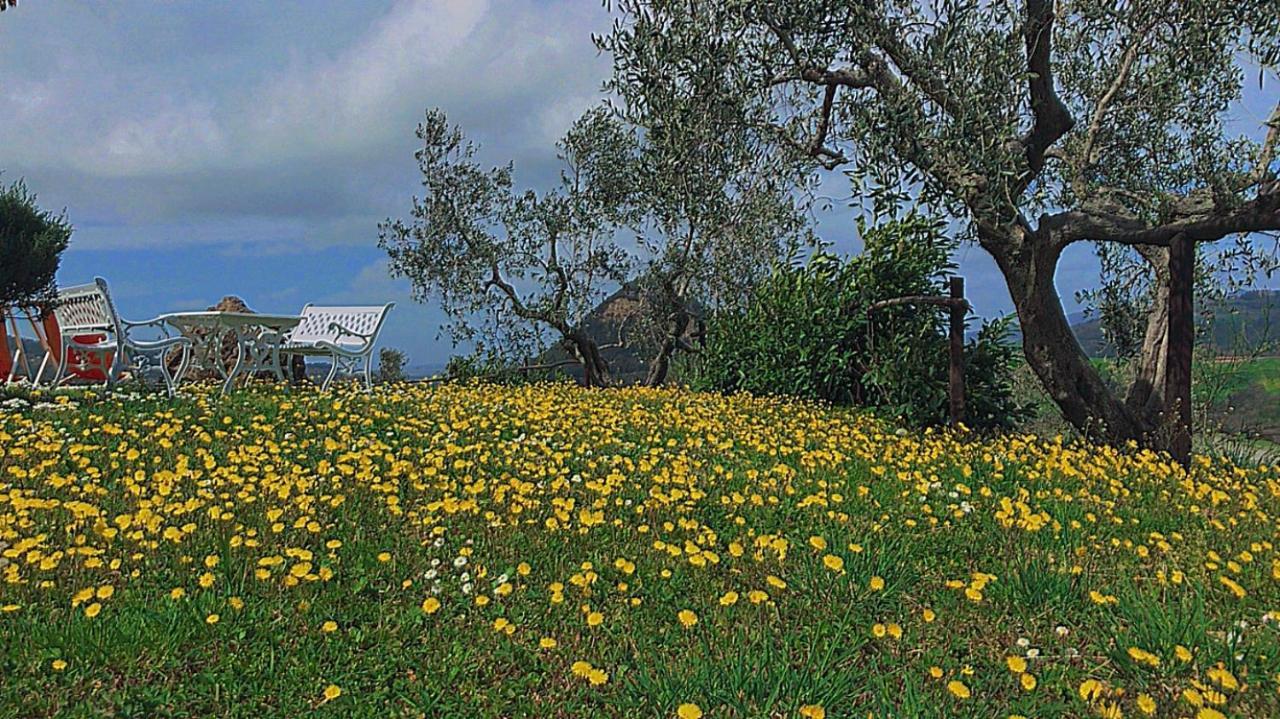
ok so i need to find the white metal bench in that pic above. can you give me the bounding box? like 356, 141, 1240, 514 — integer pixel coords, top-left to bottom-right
37, 277, 192, 395
278, 303, 394, 390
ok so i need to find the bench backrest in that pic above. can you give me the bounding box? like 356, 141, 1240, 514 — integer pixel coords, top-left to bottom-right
50, 277, 122, 338
288, 303, 394, 349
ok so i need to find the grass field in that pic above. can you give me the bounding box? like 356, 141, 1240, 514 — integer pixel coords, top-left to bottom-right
2, 383, 1280, 718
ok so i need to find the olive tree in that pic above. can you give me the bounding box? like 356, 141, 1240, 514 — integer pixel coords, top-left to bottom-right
379, 107, 638, 387
602, 0, 1280, 460
605, 34, 818, 384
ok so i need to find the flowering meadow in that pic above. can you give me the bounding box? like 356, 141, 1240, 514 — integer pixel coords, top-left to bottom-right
1, 383, 1279, 718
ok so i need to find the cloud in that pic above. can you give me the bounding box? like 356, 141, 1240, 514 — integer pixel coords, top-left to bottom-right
0, 0, 613, 244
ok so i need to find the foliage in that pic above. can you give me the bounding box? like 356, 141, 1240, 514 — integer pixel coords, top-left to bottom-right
680, 215, 1024, 430
1, 383, 1279, 716
601, 0, 1280, 449
380, 93, 814, 387
602, 28, 819, 383
375, 347, 406, 384
379, 106, 636, 384
0, 179, 72, 309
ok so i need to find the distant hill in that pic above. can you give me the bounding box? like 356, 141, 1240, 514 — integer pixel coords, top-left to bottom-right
1005, 290, 1280, 357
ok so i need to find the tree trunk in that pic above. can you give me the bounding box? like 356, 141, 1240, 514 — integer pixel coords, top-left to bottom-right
990, 237, 1155, 446
644, 308, 697, 387
567, 329, 610, 388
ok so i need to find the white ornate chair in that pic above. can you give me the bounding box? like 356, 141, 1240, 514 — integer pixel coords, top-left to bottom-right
278, 303, 394, 390
37, 277, 192, 395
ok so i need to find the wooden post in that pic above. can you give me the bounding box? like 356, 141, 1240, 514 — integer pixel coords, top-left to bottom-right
1165, 234, 1194, 467
948, 276, 966, 426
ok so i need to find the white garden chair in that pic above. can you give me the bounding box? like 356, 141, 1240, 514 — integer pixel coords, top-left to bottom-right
278, 303, 394, 391
37, 277, 192, 396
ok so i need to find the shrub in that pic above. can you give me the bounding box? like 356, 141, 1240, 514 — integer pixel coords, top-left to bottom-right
377, 347, 407, 384
679, 214, 1025, 430
0, 179, 73, 308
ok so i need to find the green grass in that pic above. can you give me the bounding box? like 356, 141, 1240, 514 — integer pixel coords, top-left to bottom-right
1, 381, 1279, 717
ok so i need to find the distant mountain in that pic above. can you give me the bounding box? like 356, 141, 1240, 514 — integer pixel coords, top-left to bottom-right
1004, 290, 1280, 357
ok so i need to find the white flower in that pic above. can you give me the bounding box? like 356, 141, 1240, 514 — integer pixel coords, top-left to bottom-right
453, 556, 467, 568
424, 569, 438, 580
1016, 637, 1030, 648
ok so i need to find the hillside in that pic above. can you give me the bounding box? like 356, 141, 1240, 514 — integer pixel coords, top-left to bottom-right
1010, 290, 1280, 357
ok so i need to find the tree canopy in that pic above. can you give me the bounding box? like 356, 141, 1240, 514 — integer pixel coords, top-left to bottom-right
601, 0, 1280, 454
1, 179, 72, 309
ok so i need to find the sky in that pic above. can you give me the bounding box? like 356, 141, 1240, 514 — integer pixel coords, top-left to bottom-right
1, 1, 1276, 370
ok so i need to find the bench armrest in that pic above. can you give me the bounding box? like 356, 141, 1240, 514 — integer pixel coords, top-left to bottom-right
328, 321, 376, 344
122, 316, 178, 339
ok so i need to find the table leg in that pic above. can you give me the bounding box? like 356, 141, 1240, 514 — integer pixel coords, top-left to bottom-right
222, 328, 247, 394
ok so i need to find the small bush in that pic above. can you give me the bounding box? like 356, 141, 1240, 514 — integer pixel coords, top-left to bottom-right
377, 347, 407, 384
679, 213, 1025, 430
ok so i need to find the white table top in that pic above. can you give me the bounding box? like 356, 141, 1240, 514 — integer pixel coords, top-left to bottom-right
159, 311, 302, 329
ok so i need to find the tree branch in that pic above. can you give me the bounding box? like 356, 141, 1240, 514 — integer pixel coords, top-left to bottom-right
1042, 190, 1280, 248
1021, 0, 1075, 176
1077, 24, 1149, 177
1257, 99, 1280, 187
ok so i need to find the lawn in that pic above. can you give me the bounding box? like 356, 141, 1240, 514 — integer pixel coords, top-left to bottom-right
1, 382, 1279, 718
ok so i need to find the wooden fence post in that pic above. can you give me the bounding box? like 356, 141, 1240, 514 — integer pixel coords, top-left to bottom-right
1165, 234, 1194, 467
948, 277, 966, 427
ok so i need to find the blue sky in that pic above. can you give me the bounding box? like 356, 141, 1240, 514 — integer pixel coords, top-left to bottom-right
2, 1, 1276, 368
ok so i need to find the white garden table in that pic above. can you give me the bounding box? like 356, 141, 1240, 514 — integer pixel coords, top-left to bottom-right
158, 311, 301, 394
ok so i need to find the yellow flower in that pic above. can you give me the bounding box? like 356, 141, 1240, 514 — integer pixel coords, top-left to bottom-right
719, 591, 739, 606
95, 585, 114, 600
946, 680, 970, 699
587, 668, 608, 686
869, 575, 885, 591
748, 590, 769, 604
169, 587, 186, 600
421, 597, 441, 614
886, 623, 902, 640
321, 620, 338, 633
808, 536, 827, 550
822, 554, 844, 572
922, 607, 936, 622
677, 703, 703, 719
228, 597, 244, 611
1127, 646, 1160, 667
1006, 656, 1027, 673
539, 637, 557, 649
1174, 645, 1193, 662
1196, 709, 1226, 719
766, 575, 787, 590
1079, 679, 1104, 702
205, 613, 219, 624
928, 666, 943, 679
1019, 673, 1037, 691
1206, 665, 1239, 691
322, 684, 342, 702
84, 602, 102, 618
1136, 693, 1157, 715
377, 552, 392, 563
678, 609, 698, 628
799, 705, 825, 719
198, 572, 215, 588
587, 611, 604, 627
872, 623, 886, 638
51, 659, 67, 671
